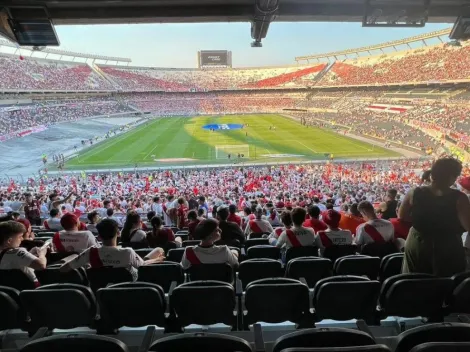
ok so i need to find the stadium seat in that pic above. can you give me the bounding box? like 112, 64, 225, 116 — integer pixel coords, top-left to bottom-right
167, 248, 185, 263
138, 262, 184, 292
449, 277, 470, 314
451, 271, 470, 289
285, 257, 332, 288
243, 278, 311, 328
215, 239, 241, 248
20, 284, 96, 332
182, 240, 200, 247
35, 264, 86, 286
279, 347, 391, 352
86, 267, 133, 292
247, 245, 281, 260
272, 327, 377, 352
187, 263, 234, 283
379, 274, 453, 321
149, 332, 252, 352
0, 285, 22, 330
21, 334, 130, 352
121, 242, 149, 250
379, 253, 404, 282
395, 323, 470, 352
47, 252, 78, 264
323, 245, 357, 263
134, 248, 154, 258
312, 276, 380, 324
333, 255, 381, 280
170, 281, 237, 328
244, 238, 269, 250
409, 342, 470, 352
285, 246, 319, 263
248, 232, 268, 239
35, 232, 55, 237
238, 259, 283, 290
0, 269, 36, 291
97, 282, 166, 330
361, 242, 399, 259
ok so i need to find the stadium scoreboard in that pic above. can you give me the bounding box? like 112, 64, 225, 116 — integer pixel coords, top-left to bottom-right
198, 50, 232, 68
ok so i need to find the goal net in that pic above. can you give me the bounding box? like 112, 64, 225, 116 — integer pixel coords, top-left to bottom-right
215, 145, 250, 159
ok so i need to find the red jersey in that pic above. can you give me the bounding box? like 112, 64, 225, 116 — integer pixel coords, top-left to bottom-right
227, 213, 242, 227
389, 218, 411, 240
303, 218, 328, 233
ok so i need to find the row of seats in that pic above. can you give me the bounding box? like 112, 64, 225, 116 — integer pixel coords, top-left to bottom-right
17, 324, 470, 352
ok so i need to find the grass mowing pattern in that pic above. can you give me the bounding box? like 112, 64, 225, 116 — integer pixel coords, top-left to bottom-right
66, 114, 399, 169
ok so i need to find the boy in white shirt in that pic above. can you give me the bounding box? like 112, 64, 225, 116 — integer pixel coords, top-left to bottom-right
52, 213, 99, 253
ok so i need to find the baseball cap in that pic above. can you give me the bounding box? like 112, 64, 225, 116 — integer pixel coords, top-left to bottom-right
16, 218, 31, 233
459, 176, 470, 192
323, 209, 341, 228
60, 213, 79, 230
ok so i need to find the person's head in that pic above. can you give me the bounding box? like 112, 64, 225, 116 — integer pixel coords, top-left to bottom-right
194, 219, 221, 244
421, 170, 431, 185
228, 204, 237, 214
50, 208, 60, 218
11, 212, 20, 220
103, 200, 111, 209
60, 213, 80, 231
121, 211, 142, 242
280, 210, 293, 228
350, 203, 362, 217
49, 193, 58, 202
357, 201, 376, 221
217, 205, 229, 221
153, 196, 160, 203
188, 210, 197, 221
291, 207, 307, 227
387, 189, 398, 201
16, 218, 32, 238
198, 196, 206, 205
313, 197, 320, 204
255, 206, 263, 220
325, 203, 334, 210
244, 207, 251, 216
25, 193, 33, 203
96, 218, 120, 243
307, 205, 321, 219
323, 209, 341, 230
147, 211, 156, 222
107, 208, 114, 217
0, 221, 26, 249
151, 216, 163, 230
430, 157, 463, 188
197, 208, 205, 218
177, 197, 185, 205
88, 211, 99, 224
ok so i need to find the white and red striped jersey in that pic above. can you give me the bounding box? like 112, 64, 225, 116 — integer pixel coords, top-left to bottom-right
53, 230, 99, 253
181, 245, 239, 269
355, 219, 394, 246
244, 219, 274, 238
276, 226, 321, 249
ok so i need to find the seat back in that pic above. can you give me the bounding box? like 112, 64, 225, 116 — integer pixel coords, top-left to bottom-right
0, 288, 21, 329
395, 323, 470, 352
239, 259, 283, 290
286, 257, 332, 288
272, 327, 376, 352
244, 278, 310, 326
247, 245, 281, 260
149, 333, 252, 352
245, 238, 269, 250
379, 253, 404, 282
133, 248, 153, 259
450, 277, 470, 314
121, 242, 148, 250
323, 245, 357, 263
183, 240, 201, 247
137, 262, 184, 292
20, 284, 96, 330
451, 271, 470, 289
86, 267, 133, 292
171, 281, 236, 327
334, 255, 381, 280
20, 334, 130, 352
280, 346, 391, 352
313, 276, 380, 324
187, 263, 233, 283
361, 242, 399, 258
0, 269, 36, 291
47, 252, 78, 264
35, 266, 85, 286
167, 248, 185, 263
97, 282, 166, 329
410, 342, 470, 352
286, 246, 319, 263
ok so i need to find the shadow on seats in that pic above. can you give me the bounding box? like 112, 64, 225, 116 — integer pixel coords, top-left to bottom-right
20, 334, 129, 352
285, 257, 332, 289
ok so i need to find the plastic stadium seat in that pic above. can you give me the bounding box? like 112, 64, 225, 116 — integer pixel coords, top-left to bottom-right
170, 281, 237, 328
244, 278, 310, 328
167, 248, 185, 263
410, 342, 470, 352
35, 265, 86, 286
149, 333, 252, 352
216, 239, 241, 248
20, 284, 96, 331
451, 271, 470, 289
0, 286, 22, 330
238, 259, 283, 290
280, 347, 391, 352
21, 334, 129, 352
333, 255, 381, 280
395, 323, 470, 352
379, 253, 404, 282
0, 269, 36, 291
182, 240, 200, 247
34, 232, 55, 237
86, 267, 133, 292
323, 245, 357, 263
247, 245, 281, 260
47, 252, 78, 264
450, 277, 470, 314
134, 248, 154, 258
138, 262, 184, 292
312, 276, 380, 324
360, 242, 399, 259
187, 263, 234, 283
286, 257, 332, 288
272, 328, 377, 352
248, 232, 268, 239
286, 246, 319, 263
379, 274, 453, 321
245, 238, 269, 250
97, 282, 166, 330
121, 242, 149, 250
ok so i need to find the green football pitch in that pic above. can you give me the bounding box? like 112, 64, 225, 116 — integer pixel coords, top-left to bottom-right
66, 114, 399, 170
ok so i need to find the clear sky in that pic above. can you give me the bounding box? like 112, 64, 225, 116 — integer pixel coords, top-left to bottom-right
54, 22, 450, 68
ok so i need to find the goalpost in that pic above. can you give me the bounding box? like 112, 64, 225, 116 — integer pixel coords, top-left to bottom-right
215, 145, 250, 159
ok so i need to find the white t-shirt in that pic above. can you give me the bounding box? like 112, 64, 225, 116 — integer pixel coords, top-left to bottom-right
181, 245, 238, 269
276, 226, 321, 249
129, 229, 147, 242
151, 203, 163, 217
163, 201, 175, 226
355, 219, 394, 246
45, 217, 63, 231
0, 248, 38, 282
244, 219, 274, 237
53, 230, 99, 252
69, 246, 144, 281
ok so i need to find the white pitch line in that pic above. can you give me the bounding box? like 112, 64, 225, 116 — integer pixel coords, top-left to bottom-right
296, 140, 318, 153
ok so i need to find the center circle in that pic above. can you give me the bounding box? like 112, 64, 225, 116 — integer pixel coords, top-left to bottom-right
202, 123, 243, 131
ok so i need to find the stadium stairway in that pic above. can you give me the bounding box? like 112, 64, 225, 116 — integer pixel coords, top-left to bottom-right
90, 63, 121, 90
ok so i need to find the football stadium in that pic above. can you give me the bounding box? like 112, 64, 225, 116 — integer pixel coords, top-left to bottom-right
2, 1, 470, 351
